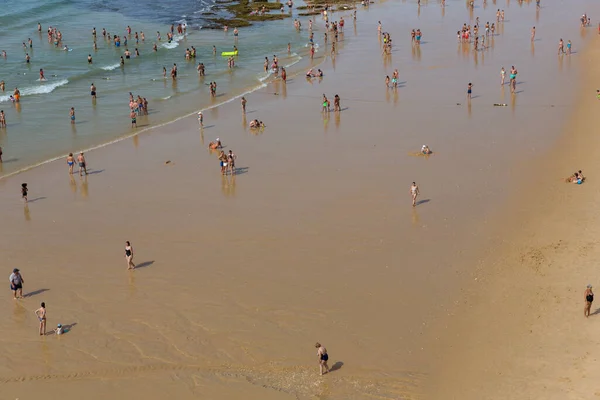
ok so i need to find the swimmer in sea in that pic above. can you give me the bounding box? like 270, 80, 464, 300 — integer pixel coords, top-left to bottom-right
67, 153, 75, 174
88, 54, 93, 64
421, 145, 432, 155
0, 80, 4, 92
69, 107, 75, 124
120, 56, 125, 66
14, 87, 20, 103
315, 343, 329, 375
0, 110, 5, 128
410, 182, 420, 206
25, 53, 30, 63
34, 302, 47, 335
90, 83, 96, 100
39, 69, 45, 81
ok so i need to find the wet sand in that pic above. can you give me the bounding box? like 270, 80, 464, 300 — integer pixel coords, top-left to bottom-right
0, 1, 596, 398
429, 32, 600, 399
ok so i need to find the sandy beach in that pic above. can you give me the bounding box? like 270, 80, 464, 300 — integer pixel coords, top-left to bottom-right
1, 0, 599, 399
429, 31, 600, 399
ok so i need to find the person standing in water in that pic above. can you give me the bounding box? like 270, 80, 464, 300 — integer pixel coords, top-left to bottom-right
410, 182, 420, 207
585, 284, 594, 318
69, 107, 75, 124
315, 343, 329, 375
241, 97, 247, 113
467, 82, 473, 101
90, 83, 96, 100
35, 302, 47, 335
125, 241, 135, 270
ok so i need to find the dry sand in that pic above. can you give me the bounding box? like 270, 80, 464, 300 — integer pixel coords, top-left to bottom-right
0, 1, 598, 399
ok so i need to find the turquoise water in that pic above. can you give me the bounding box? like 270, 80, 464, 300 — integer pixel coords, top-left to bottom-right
0, 0, 330, 176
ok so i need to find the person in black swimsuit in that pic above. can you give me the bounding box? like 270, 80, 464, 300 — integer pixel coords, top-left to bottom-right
315, 342, 329, 375
585, 284, 594, 318
125, 241, 136, 270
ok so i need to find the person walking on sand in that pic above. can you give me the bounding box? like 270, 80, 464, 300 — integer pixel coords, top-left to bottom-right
315, 342, 329, 375
410, 182, 420, 207
21, 183, 28, 203
125, 241, 136, 270
35, 302, 47, 335
9, 268, 24, 299
66, 153, 75, 174
77, 152, 87, 176
585, 284, 594, 318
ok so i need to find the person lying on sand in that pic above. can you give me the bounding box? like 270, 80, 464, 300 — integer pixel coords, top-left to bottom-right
208, 138, 222, 150
421, 145, 432, 155
249, 119, 265, 128
566, 171, 585, 184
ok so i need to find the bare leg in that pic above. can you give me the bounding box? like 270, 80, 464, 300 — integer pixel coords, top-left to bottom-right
18, 288, 23, 298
